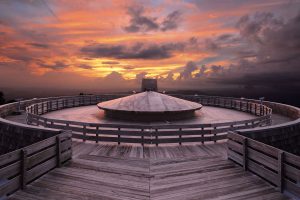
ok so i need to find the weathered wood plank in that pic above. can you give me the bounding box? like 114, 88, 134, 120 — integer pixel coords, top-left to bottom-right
228, 149, 243, 165
26, 157, 57, 183
27, 146, 56, 169
0, 150, 21, 168
285, 152, 300, 167
246, 138, 279, 158
227, 139, 243, 153
284, 178, 300, 198
247, 159, 278, 185
0, 161, 20, 179
23, 137, 57, 155
0, 176, 20, 197
247, 147, 278, 171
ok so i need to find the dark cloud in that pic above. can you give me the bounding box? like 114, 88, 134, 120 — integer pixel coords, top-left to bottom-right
194, 65, 207, 78
161, 10, 182, 31
78, 64, 93, 69
203, 12, 300, 88
216, 34, 234, 41
124, 5, 159, 33
210, 65, 224, 74
81, 42, 184, 60
178, 61, 198, 80
102, 61, 120, 65
104, 71, 125, 81
123, 66, 134, 70
27, 43, 50, 49
124, 5, 181, 33
159, 11, 300, 91
204, 39, 219, 51
236, 12, 283, 44
39, 61, 69, 70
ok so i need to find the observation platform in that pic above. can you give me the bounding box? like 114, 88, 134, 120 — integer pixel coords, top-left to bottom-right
9, 142, 289, 200
97, 91, 202, 121
42, 105, 256, 125
1, 94, 299, 199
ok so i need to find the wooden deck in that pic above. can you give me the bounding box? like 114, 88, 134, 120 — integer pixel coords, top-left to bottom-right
9, 142, 290, 200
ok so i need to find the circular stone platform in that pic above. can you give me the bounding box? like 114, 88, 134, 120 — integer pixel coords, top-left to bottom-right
97, 91, 202, 121
42, 105, 257, 125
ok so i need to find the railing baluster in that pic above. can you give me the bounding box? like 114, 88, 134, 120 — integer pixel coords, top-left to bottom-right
242, 138, 248, 171
56, 135, 62, 167
213, 126, 217, 143
155, 129, 158, 146
21, 149, 27, 190
118, 127, 121, 145
278, 151, 284, 192
96, 126, 99, 143
141, 129, 144, 147
83, 125, 86, 142
179, 128, 182, 145
201, 127, 204, 144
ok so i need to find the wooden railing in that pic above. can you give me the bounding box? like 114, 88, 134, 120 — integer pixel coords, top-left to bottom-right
0, 131, 72, 198
227, 132, 300, 198
25, 95, 272, 145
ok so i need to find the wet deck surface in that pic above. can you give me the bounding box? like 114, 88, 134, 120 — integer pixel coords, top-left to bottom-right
9, 142, 290, 200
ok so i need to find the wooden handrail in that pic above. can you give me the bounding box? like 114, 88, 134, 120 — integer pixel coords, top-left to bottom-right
227, 132, 300, 198
24, 95, 272, 145
0, 130, 72, 198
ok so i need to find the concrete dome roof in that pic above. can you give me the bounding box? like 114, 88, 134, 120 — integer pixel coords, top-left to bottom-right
97, 91, 202, 113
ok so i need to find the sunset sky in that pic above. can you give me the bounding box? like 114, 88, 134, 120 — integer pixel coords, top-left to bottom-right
0, 0, 300, 96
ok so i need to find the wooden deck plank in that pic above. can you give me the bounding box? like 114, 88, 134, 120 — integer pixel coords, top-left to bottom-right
8, 142, 290, 200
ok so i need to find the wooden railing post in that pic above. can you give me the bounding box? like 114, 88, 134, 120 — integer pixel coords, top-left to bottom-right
179, 128, 182, 145
201, 127, 204, 144
21, 149, 27, 190
34, 104, 37, 114
83, 125, 86, 142
155, 129, 158, 146
260, 105, 263, 116
96, 126, 99, 143
50, 101, 52, 111
214, 127, 217, 143
141, 129, 144, 147
41, 102, 44, 114
56, 135, 62, 168
242, 138, 248, 171
278, 151, 284, 192
246, 102, 249, 112
118, 128, 121, 145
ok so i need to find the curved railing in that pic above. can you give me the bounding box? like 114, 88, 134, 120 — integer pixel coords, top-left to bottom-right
1, 94, 299, 198
25, 94, 272, 145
